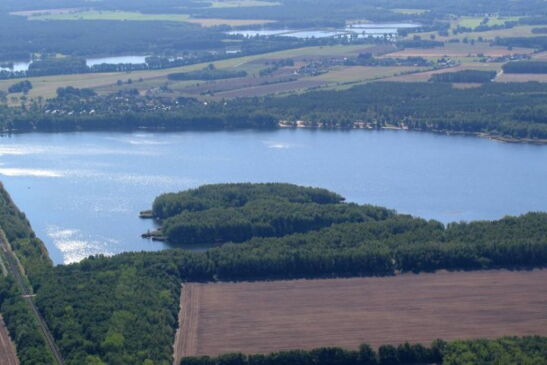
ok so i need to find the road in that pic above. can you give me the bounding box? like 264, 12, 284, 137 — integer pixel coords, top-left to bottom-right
0, 242, 65, 365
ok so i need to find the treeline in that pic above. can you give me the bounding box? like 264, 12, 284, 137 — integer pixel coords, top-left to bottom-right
3, 82, 547, 141
168, 66, 247, 81
345, 53, 431, 67
430, 70, 496, 83
502, 61, 547, 74
205, 212, 547, 280
396, 39, 444, 49
494, 36, 547, 50
180, 336, 547, 365
153, 183, 390, 245
0, 183, 55, 364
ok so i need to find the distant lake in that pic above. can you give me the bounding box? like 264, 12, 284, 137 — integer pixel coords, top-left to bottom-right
0, 61, 33, 73
86, 55, 148, 67
0, 130, 546, 265
0, 55, 148, 73
228, 23, 420, 39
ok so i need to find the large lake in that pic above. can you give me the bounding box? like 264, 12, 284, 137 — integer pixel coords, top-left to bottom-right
0, 130, 546, 265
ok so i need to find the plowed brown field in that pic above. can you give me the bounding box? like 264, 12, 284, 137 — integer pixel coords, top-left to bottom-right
174, 269, 547, 363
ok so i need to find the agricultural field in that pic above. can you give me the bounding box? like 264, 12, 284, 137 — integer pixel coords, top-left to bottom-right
456, 16, 520, 30
28, 10, 193, 22
26, 10, 274, 27
312, 66, 426, 83
0, 44, 379, 100
407, 25, 538, 43
384, 64, 499, 82
174, 269, 547, 363
384, 43, 534, 58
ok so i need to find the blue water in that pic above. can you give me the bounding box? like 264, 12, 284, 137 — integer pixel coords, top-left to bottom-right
0, 129, 546, 265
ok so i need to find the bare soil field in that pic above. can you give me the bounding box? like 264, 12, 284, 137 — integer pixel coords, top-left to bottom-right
174, 269, 547, 363
0, 315, 19, 365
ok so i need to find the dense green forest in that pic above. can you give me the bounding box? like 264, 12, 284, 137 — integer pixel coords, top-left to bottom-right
168, 66, 248, 81
151, 183, 391, 244
0, 183, 546, 364
2, 81, 547, 141
180, 336, 547, 365
502, 61, 547, 74
430, 70, 496, 83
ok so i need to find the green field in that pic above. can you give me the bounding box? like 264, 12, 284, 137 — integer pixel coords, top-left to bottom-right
28, 10, 274, 26
456, 16, 521, 30
0, 45, 371, 100
30, 10, 192, 22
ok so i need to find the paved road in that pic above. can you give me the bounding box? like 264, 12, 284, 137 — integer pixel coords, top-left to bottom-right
1, 243, 65, 365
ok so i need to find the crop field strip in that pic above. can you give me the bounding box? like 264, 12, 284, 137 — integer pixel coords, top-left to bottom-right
175, 269, 547, 363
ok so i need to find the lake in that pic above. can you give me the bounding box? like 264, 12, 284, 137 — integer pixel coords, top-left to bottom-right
86, 55, 148, 67
0, 129, 546, 265
0, 56, 148, 73
228, 23, 421, 39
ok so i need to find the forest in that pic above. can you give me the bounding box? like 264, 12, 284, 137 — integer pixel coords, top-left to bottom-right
0, 183, 54, 365
429, 70, 496, 83
180, 336, 547, 365
168, 66, 248, 81
502, 61, 547, 74
151, 183, 391, 244
2, 82, 547, 141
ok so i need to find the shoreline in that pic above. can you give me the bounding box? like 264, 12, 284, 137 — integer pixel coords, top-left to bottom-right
1, 124, 546, 145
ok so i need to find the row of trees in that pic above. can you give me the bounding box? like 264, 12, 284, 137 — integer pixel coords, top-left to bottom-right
0, 183, 55, 364
168, 65, 248, 81
180, 337, 547, 365
502, 61, 547, 74
430, 70, 496, 83
3, 81, 547, 140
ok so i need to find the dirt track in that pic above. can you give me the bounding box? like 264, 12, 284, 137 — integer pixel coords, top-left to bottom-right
0, 315, 19, 365
174, 269, 547, 361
